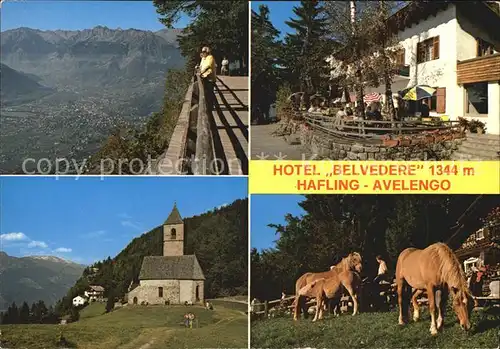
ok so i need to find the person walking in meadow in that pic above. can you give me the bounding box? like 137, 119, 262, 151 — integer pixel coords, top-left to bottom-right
199, 46, 217, 110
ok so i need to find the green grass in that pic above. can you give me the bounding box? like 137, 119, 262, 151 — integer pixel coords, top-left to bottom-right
78, 302, 106, 320
251, 308, 500, 348
0, 302, 248, 349
208, 299, 248, 312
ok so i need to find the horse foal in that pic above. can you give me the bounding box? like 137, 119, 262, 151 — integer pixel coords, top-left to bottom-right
297, 270, 361, 322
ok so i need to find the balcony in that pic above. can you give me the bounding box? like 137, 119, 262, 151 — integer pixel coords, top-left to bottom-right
395, 64, 410, 77
457, 53, 500, 84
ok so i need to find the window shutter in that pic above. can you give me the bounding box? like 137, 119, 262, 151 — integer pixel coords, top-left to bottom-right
417, 42, 422, 63
436, 87, 446, 113
433, 37, 440, 59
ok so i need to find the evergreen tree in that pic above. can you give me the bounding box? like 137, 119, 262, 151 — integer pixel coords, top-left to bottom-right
282, 0, 334, 94
6, 302, 19, 324
19, 302, 30, 323
106, 291, 115, 313
251, 5, 282, 124
154, 0, 248, 72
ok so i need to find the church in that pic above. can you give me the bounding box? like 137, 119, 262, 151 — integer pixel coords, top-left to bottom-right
128, 203, 205, 305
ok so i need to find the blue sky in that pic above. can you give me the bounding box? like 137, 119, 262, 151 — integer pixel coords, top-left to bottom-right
0, 177, 247, 265
252, 1, 299, 39
1, 1, 191, 32
251, 195, 305, 251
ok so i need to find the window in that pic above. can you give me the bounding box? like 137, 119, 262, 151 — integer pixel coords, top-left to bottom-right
417, 36, 440, 63
421, 96, 437, 112
419, 87, 445, 114
158, 287, 163, 298
171, 228, 176, 239
477, 38, 495, 57
465, 82, 488, 115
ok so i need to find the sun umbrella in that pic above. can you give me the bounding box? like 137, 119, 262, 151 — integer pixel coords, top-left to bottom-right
364, 92, 382, 103
400, 85, 436, 100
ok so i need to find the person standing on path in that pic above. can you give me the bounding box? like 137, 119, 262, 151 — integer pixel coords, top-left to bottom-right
221, 57, 229, 76
199, 46, 216, 110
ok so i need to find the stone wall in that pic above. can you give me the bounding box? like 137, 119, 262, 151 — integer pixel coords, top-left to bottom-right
127, 279, 204, 305
128, 279, 180, 305
299, 125, 464, 160
163, 222, 184, 256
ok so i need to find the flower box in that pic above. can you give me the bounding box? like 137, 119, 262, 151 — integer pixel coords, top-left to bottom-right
383, 139, 399, 147
424, 135, 435, 144
399, 138, 411, 146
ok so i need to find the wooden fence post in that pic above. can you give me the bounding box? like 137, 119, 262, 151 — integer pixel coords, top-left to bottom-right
264, 300, 269, 318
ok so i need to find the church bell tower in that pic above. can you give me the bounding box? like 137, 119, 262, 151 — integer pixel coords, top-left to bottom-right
163, 202, 184, 256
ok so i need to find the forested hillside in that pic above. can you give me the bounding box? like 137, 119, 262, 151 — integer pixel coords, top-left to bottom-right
56, 198, 248, 314
251, 195, 500, 301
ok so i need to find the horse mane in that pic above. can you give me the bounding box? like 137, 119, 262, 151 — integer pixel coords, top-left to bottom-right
427, 243, 469, 294
332, 252, 362, 272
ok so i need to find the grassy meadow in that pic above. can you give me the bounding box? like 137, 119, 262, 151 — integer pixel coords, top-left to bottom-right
251, 307, 500, 348
0, 302, 247, 349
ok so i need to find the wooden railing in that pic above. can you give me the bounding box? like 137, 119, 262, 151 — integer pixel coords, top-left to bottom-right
157, 74, 218, 174
193, 74, 218, 175
303, 112, 461, 141
250, 294, 352, 318
457, 53, 500, 84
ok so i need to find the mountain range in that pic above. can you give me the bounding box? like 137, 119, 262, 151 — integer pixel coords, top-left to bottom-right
0, 252, 85, 311
0, 26, 185, 173
1, 26, 184, 93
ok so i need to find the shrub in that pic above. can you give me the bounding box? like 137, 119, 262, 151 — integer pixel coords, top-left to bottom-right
468, 119, 486, 133
276, 84, 293, 121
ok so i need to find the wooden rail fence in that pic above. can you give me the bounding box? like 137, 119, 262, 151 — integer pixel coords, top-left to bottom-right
251, 295, 353, 318
303, 112, 461, 141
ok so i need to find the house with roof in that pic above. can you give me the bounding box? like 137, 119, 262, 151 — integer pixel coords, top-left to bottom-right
128, 203, 205, 305
72, 295, 87, 307
84, 285, 105, 302
331, 1, 500, 135
455, 222, 500, 274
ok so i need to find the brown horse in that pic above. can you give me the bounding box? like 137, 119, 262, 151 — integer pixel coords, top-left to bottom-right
395, 242, 473, 335
293, 252, 362, 320
297, 269, 361, 321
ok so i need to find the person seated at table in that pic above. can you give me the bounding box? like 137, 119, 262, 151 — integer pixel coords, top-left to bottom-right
336, 107, 346, 118
365, 104, 371, 116
371, 104, 382, 121
365, 105, 375, 119
354, 105, 365, 121
420, 99, 430, 117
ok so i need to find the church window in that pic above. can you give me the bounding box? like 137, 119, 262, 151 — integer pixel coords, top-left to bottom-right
171, 228, 176, 239
158, 287, 163, 298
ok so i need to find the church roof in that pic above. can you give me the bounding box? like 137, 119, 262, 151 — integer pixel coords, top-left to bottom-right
139, 255, 205, 280
165, 203, 183, 225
